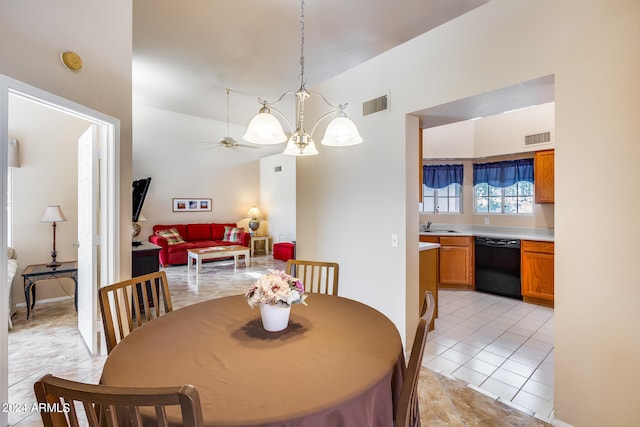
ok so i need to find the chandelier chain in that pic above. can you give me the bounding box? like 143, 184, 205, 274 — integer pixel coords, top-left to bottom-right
299, 0, 306, 89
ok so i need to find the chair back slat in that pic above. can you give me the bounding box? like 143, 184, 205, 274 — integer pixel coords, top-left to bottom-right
285, 260, 339, 295
99, 271, 173, 353
34, 374, 204, 427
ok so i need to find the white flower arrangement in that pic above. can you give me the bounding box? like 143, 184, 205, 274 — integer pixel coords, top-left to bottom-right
245, 269, 307, 308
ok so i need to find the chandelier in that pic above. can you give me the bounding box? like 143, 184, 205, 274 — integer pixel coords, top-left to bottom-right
243, 0, 363, 156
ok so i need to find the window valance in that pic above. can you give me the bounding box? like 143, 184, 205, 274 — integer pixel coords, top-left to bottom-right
473, 158, 534, 187
423, 164, 463, 189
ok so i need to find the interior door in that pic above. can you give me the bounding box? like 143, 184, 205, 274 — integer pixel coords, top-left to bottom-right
77, 124, 99, 353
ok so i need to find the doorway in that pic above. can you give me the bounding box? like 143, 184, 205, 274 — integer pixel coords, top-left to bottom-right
0, 75, 120, 424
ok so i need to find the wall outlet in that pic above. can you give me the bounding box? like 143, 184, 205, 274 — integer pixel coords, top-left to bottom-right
391, 234, 398, 247
484, 217, 490, 225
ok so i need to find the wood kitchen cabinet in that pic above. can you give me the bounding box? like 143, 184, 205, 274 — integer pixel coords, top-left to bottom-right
440, 236, 473, 288
521, 240, 554, 307
534, 149, 554, 203
420, 235, 474, 289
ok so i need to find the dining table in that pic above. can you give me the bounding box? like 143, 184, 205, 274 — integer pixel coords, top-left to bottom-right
100, 293, 405, 427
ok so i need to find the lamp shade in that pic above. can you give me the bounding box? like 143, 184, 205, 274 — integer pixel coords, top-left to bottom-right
41, 205, 67, 223
243, 112, 287, 145
247, 206, 263, 219
284, 137, 319, 156
321, 116, 364, 147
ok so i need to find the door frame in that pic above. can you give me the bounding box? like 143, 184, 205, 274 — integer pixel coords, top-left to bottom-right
0, 74, 120, 425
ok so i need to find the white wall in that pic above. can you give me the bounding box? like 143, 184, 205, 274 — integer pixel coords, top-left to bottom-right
132, 105, 281, 239
474, 102, 555, 158
423, 102, 555, 159
8, 95, 91, 304
0, 1, 132, 424
260, 154, 296, 245
301, 1, 640, 425
423, 120, 475, 158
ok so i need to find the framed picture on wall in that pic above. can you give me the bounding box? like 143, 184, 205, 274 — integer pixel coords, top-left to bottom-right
172, 198, 212, 212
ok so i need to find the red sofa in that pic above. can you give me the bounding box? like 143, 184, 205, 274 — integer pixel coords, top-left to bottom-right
149, 223, 251, 267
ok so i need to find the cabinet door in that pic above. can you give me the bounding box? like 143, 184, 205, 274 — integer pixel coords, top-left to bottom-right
521, 250, 554, 304
535, 149, 554, 203
439, 246, 470, 286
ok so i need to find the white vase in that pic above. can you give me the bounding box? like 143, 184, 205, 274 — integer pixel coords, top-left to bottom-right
259, 303, 291, 332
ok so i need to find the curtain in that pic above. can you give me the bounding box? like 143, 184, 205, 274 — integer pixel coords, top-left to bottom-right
473, 158, 534, 187
423, 164, 463, 189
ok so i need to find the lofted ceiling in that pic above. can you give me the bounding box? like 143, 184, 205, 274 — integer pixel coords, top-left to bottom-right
132, 0, 492, 128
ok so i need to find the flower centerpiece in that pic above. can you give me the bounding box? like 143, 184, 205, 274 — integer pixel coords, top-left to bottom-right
245, 269, 307, 331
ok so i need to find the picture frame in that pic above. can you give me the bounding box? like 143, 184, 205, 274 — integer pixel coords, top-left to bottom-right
172, 198, 212, 212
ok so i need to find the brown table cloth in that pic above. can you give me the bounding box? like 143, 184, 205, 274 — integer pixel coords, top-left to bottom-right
101, 293, 404, 427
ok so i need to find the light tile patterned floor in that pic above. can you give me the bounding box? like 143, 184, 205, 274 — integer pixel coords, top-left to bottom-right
8, 255, 552, 426
425, 290, 555, 419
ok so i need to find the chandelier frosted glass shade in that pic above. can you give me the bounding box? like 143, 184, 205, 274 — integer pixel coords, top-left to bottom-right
243, 111, 287, 145
320, 116, 363, 147
284, 136, 319, 156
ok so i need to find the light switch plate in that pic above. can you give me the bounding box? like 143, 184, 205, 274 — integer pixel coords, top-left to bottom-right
391, 234, 398, 247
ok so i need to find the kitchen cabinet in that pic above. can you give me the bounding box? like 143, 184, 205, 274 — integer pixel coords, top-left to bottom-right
419, 235, 474, 289
440, 236, 473, 288
534, 149, 554, 203
521, 240, 554, 307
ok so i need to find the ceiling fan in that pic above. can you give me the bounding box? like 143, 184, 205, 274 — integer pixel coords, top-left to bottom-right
201, 88, 258, 150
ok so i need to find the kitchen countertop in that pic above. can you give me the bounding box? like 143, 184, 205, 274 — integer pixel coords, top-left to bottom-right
419, 225, 554, 242
419, 242, 440, 251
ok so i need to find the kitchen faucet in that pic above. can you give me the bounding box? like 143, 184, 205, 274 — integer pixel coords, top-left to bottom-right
426, 221, 432, 231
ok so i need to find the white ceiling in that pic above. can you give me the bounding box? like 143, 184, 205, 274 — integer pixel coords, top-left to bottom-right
132, 0, 492, 127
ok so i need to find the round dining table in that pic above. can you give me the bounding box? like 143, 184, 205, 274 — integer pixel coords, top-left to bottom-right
100, 293, 405, 427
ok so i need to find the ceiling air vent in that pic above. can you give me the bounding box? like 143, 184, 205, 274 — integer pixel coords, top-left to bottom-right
524, 131, 551, 146
363, 94, 388, 116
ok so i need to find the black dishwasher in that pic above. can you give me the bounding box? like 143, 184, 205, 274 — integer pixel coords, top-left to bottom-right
475, 237, 522, 300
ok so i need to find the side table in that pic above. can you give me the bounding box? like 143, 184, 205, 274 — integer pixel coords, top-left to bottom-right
132, 242, 161, 277
250, 235, 270, 256
22, 261, 78, 320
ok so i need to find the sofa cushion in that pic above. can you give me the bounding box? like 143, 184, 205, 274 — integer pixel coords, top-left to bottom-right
153, 224, 188, 238
156, 227, 185, 245
223, 226, 243, 243
211, 223, 236, 240
186, 223, 212, 241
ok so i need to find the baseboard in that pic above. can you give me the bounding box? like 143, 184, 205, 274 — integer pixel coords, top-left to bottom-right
15, 295, 74, 308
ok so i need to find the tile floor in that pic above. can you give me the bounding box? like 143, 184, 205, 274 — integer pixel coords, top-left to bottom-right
7, 254, 552, 426
426, 290, 555, 420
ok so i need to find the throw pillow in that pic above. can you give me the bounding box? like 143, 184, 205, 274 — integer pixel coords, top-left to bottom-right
156, 228, 185, 245
223, 226, 243, 243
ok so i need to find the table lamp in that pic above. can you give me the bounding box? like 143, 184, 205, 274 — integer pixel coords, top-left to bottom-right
41, 205, 67, 268
132, 212, 146, 244
247, 206, 263, 233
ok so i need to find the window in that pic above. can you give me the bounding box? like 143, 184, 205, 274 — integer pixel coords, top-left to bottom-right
422, 164, 463, 214
473, 159, 534, 215
423, 183, 461, 213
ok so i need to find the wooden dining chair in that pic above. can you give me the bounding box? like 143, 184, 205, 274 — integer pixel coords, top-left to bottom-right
98, 271, 173, 354
285, 259, 339, 295
420, 291, 436, 331
34, 373, 204, 427
396, 292, 436, 427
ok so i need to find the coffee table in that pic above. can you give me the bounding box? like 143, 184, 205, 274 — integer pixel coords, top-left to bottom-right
186, 245, 250, 273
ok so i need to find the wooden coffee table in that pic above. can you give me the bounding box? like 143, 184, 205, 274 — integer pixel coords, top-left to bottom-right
187, 245, 250, 273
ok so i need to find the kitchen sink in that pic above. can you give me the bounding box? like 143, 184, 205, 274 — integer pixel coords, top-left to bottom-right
423, 229, 459, 233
